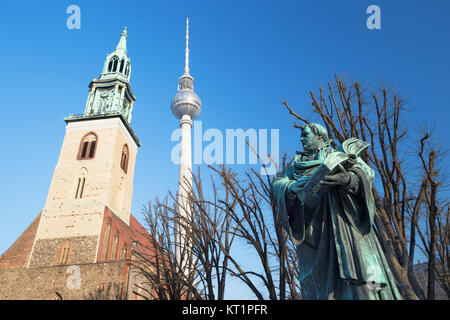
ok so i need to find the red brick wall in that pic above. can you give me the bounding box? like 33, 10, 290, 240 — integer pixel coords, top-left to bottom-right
97, 207, 156, 298
97, 207, 133, 263
97, 207, 154, 264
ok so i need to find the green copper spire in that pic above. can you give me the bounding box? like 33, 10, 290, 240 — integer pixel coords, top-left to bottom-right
81, 28, 136, 123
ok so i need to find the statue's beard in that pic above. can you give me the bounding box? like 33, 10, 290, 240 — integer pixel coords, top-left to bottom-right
303, 141, 325, 155
302, 147, 316, 156
302, 140, 330, 162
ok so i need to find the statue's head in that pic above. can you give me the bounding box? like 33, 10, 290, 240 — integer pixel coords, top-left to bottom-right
300, 123, 331, 153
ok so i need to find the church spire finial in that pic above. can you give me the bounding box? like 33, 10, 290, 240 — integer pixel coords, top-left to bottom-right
115, 27, 128, 54
184, 17, 190, 75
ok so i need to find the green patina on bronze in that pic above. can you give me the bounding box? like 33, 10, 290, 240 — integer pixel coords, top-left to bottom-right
271, 123, 402, 300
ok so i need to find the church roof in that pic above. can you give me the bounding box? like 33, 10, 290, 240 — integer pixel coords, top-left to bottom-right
0, 213, 41, 270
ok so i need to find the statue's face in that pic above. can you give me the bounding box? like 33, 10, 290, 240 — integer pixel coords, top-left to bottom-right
300, 126, 321, 153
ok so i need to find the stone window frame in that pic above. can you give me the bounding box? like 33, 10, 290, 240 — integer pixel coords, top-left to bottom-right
54, 239, 73, 265
74, 176, 86, 199
74, 167, 88, 199
77, 132, 98, 160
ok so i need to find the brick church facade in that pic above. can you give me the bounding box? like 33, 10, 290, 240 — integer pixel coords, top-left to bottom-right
0, 28, 153, 300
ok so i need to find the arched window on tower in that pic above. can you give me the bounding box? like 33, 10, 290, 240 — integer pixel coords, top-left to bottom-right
112, 56, 119, 72
119, 59, 124, 73
88, 140, 96, 158
120, 145, 129, 173
108, 60, 113, 72
55, 239, 73, 265
74, 167, 88, 199
125, 64, 129, 76
78, 133, 97, 160
100, 219, 112, 261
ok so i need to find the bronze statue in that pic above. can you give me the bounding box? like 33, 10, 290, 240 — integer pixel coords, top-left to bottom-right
271, 123, 402, 299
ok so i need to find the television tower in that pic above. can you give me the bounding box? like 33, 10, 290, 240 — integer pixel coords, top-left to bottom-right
170, 18, 202, 268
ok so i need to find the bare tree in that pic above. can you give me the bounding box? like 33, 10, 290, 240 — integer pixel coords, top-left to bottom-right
436, 205, 450, 297
185, 168, 236, 300
135, 159, 301, 300
135, 198, 203, 300
208, 158, 301, 300
135, 168, 237, 300
411, 132, 449, 299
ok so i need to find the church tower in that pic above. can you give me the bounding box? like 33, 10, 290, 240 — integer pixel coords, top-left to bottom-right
27, 27, 141, 268
0, 28, 152, 300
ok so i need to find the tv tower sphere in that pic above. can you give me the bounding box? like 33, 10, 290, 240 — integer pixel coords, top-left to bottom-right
171, 74, 202, 120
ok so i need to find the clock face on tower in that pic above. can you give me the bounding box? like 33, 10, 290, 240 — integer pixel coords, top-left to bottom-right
100, 90, 110, 99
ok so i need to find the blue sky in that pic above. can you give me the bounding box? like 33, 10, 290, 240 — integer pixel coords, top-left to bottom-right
0, 0, 449, 298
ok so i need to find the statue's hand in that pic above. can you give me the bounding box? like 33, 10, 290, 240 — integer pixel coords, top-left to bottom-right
288, 176, 309, 194
321, 164, 351, 188
342, 154, 358, 171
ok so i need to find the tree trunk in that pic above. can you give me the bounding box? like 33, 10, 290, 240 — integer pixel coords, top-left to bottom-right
427, 180, 438, 299
373, 194, 419, 300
